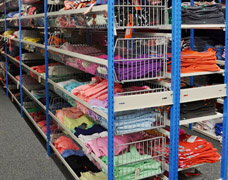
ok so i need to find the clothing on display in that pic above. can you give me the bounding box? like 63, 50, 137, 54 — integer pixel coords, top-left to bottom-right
168, 48, 220, 73
182, 4, 225, 24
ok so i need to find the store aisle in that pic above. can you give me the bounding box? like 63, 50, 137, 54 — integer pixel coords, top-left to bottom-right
0, 87, 67, 180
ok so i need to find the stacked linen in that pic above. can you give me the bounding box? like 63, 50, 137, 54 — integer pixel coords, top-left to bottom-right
182, 4, 225, 24
167, 48, 220, 73
161, 133, 220, 169
87, 100, 158, 134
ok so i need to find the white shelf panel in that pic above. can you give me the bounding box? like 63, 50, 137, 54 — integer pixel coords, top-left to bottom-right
167, 70, 224, 78
114, 91, 173, 112
180, 84, 226, 103
191, 127, 220, 142
165, 162, 207, 172
166, 112, 223, 126
161, 24, 225, 30
217, 60, 225, 66
217, 98, 224, 104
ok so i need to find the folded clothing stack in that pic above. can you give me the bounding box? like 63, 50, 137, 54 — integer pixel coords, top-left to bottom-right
168, 48, 220, 73
180, 99, 217, 120
54, 136, 102, 177
182, 4, 225, 24
55, 107, 95, 133
101, 145, 162, 180
28, 107, 59, 134
55, 79, 89, 107
85, 132, 162, 179
159, 133, 220, 169
71, 76, 123, 113
15, 74, 43, 90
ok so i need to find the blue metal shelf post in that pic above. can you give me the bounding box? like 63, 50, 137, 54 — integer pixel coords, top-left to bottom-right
44, 0, 50, 156
169, 0, 182, 179
189, 0, 194, 130
19, 0, 23, 117
107, 0, 115, 178
221, 0, 228, 178
4, 0, 8, 96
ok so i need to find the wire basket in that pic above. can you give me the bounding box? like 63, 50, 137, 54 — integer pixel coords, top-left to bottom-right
114, 0, 168, 29
104, 135, 166, 180
47, 33, 168, 82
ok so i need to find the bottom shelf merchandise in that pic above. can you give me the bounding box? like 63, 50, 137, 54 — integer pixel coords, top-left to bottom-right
161, 128, 220, 169
193, 117, 223, 142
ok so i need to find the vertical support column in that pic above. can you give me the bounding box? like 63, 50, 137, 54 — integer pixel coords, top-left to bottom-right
19, 0, 23, 117
221, 0, 228, 178
4, 0, 8, 96
169, 0, 181, 179
189, 0, 194, 130
44, 0, 50, 156
107, 0, 114, 179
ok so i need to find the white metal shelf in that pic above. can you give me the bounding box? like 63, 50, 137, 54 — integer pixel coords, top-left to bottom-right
166, 112, 223, 126
217, 60, 225, 66
6, 87, 81, 180
187, 126, 221, 142
217, 98, 224, 104
167, 70, 224, 78
7, 71, 108, 172
160, 24, 225, 30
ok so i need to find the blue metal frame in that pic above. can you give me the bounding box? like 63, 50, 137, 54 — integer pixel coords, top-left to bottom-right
4, 0, 8, 96
44, 0, 50, 156
189, 0, 194, 130
221, 0, 228, 178
169, 0, 181, 179
107, 0, 114, 178
19, 0, 23, 117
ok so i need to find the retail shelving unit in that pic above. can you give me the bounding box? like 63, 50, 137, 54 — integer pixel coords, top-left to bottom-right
0, 0, 228, 180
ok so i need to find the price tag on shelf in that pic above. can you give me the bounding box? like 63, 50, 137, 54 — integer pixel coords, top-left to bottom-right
125, 14, 134, 39
135, 168, 140, 180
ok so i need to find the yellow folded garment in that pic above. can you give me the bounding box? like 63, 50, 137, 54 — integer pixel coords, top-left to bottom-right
80, 171, 107, 180
64, 115, 95, 133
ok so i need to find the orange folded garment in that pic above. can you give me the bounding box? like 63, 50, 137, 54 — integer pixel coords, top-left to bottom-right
167, 48, 220, 73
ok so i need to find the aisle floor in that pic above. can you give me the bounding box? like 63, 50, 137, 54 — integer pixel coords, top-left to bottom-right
0, 87, 69, 180
0, 86, 224, 180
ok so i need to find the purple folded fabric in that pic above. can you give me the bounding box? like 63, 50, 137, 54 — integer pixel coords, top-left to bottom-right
114, 55, 162, 81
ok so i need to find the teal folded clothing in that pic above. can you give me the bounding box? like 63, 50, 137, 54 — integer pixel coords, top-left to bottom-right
64, 81, 87, 93
101, 146, 161, 180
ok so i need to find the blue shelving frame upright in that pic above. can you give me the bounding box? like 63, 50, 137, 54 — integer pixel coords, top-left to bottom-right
44, 0, 51, 156
4, 0, 8, 96
169, 0, 181, 179
221, 0, 228, 179
107, 0, 115, 178
19, 0, 23, 117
